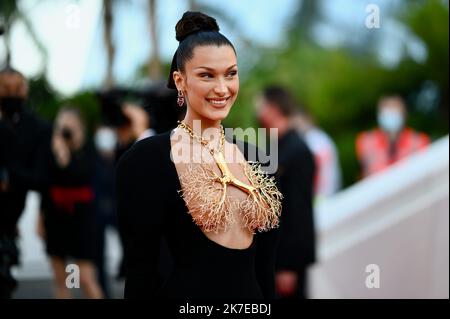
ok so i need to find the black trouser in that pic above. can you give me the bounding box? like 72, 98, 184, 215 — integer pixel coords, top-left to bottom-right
0, 234, 19, 299
295, 265, 307, 299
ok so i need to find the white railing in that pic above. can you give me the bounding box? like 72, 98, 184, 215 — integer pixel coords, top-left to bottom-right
310, 135, 449, 298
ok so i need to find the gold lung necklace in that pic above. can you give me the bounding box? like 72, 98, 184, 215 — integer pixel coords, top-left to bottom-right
176, 121, 282, 234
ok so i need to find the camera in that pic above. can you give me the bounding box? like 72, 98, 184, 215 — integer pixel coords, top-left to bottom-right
61, 127, 73, 141
96, 84, 183, 134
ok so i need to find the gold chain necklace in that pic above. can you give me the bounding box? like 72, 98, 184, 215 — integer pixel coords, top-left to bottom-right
177, 121, 264, 201
177, 120, 224, 156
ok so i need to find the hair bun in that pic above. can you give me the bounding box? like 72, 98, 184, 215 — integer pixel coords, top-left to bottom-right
175, 11, 219, 42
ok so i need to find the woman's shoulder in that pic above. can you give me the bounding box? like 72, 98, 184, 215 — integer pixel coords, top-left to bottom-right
117, 130, 172, 171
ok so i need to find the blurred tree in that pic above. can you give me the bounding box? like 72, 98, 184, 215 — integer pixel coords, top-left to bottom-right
61, 91, 101, 136
138, 0, 255, 83
102, 0, 116, 88
147, 0, 162, 80
402, 0, 449, 126
28, 74, 60, 121
0, 0, 48, 71
288, 0, 322, 42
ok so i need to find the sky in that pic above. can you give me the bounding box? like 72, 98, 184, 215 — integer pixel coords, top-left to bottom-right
0, 0, 428, 96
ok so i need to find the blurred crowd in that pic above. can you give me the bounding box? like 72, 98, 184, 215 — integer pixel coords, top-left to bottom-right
0, 66, 185, 298
0, 67, 430, 299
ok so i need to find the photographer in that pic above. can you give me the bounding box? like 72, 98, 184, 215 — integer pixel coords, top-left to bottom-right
38, 106, 103, 298
97, 84, 184, 148
0, 67, 51, 299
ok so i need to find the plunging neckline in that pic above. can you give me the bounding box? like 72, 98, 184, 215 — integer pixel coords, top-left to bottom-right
167, 129, 255, 251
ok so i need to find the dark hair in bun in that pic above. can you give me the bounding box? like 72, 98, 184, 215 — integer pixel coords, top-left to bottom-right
175, 11, 219, 42
167, 11, 235, 89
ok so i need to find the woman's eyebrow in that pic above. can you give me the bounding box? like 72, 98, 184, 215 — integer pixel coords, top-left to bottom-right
194, 64, 238, 71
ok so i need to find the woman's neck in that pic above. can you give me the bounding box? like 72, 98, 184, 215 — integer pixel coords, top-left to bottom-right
181, 111, 223, 151
182, 111, 222, 135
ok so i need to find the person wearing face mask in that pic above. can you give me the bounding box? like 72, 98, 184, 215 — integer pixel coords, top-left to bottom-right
96, 96, 158, 285
38, 106, 104, 299
92, 125, 121, 297
356, 95, 430, 178
0, 67, 52, 299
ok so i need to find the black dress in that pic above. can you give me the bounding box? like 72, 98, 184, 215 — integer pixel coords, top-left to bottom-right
42, 144, 97, 261
116, 130, 280, 299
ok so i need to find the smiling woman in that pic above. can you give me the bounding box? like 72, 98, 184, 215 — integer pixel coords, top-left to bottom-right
116, 11, 283, 299
173, 45, 239, 124
167, 11, 240, 127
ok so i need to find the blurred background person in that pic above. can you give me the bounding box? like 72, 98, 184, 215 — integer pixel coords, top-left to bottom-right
356, 94, 431, 179
121, 103, 154, 142
92, 124, 119, 298
89, 91, 154, 296
256, 85, 316, 299
0, 67, 51, 299
96, 86, 173, 158
96, 88, 160, 284
38, 106, 103, 299
293, 107, 342, 200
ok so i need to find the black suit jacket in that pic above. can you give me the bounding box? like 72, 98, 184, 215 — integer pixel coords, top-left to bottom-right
0, 111, 51, 234
276, 129, 316, 271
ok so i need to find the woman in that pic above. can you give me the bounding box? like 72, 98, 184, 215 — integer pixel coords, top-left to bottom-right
39, 107, 103, 298
116, 11, 282, 299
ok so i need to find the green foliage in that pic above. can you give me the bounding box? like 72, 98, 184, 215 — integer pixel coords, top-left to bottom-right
405, 0, 449, 85
60, 91, 101, 136
29, 75, 100, 136
27, 75, 60, 122
403, 0, 449, 120
0, 0, 18, 24
226, 1, 449, 187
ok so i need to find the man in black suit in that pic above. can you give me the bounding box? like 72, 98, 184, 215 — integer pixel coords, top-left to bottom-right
0, 67, 52, 298
256, 86, 316, 299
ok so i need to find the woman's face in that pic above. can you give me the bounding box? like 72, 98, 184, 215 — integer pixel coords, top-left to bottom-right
174, 45, 239, 124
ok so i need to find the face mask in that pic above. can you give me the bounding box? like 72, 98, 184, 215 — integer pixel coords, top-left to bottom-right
94, 127, 117, 152
0, 97, 25, 119
377, 109, 404, 134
